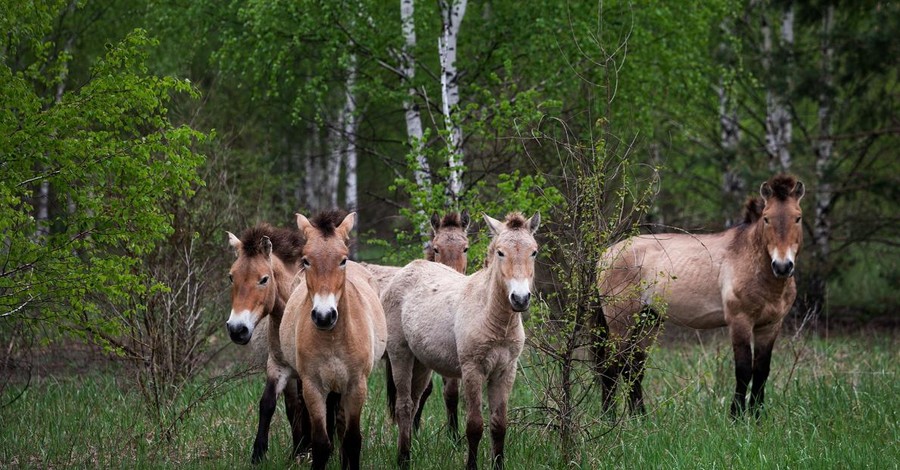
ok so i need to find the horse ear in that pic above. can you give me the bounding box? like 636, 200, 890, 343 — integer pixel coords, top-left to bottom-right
460, 209, 471, 231
430, 212, 441, 232
296, 213, 315, 238
337, 212, 356, 242
792, 181, 805, 201
227, 231, 242, 255
759, 182, 774, 202
259, 236, 272, 257
528, 212, 541, 235
482, 213, 503, 236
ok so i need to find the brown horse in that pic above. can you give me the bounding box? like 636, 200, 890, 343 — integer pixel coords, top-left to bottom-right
596, 174, 804, 417
286, 211, 387, 470
225, 224, 308, 462
383, 212, 540, 469
382, 211, 471, 438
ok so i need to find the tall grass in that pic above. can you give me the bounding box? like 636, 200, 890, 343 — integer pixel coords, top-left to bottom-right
1, 333, 896, 468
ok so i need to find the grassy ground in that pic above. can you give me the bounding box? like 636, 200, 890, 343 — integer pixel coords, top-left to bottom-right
1, 331, 896, 469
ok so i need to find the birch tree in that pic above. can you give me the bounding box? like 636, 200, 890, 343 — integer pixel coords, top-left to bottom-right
400, 0, 430, 189
343, 52, 359, 212
438, 0, 467, 201
761, 1, 794, 172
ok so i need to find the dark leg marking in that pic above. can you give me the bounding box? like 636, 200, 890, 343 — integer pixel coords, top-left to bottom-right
251, 380, 278, 464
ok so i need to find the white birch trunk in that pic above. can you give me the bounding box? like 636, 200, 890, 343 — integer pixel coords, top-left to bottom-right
326, 124, 342, 209
343, 53, 359, 213
718, 77, 744, 227
439, 0, 467, 201
400, 0, 430, 189
811, 5, 835, 315
762, 2, 793, 172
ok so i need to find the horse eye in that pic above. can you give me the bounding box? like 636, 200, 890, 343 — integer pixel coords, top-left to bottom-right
531, 250, 538, 258
795, 216, 802, 223
463, 247, 468, 253
763, 217, 769, 224
228, 274, 233, 283
259, 275, 269, 285
497, 251, 505, 257
433, 247, 440, 254
302, 258, 310, 267
340, 258, 347, 267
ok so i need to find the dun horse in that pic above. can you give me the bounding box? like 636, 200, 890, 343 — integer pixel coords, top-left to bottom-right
382, 211, 471, 438
597, 175, 804, 417
225, 224, 308, 462
383, 212, 540, 469
286, 211, 387, 470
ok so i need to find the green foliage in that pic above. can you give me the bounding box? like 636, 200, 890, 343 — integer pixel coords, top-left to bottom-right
0, 24, 206, 340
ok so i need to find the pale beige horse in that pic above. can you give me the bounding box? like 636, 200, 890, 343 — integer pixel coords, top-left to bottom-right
383, 212, 540, 469
597, 174, 804, 417
377, 211, 471, 438
224, 224, 308, 462
285, 211, 387, 470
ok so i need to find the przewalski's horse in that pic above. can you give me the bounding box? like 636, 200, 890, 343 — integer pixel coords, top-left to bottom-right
597, 174, 804, 417
225, 224, 308, 462
384, 211, 471, 439
383, 212, 540, 469
285, 211, 387, 470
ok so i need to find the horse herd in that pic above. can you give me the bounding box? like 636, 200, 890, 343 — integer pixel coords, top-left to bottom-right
224, 174, 806, 469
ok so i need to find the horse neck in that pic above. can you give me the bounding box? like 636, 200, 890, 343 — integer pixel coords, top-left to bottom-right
473, 262, 521, 339
269, 254, 298, 320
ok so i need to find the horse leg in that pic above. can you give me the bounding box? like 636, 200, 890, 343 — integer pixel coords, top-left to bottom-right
728, 320, 753, 418
390, 349, 417, 467
284, 377, 311, 459
749, 322, 781, 418
302, 381, 332, 470
462, 366, 486, 470
487, 366, 516, 470
251, 378, 278, 464
623, 348, 648, 415
326, 392, 342, 443
385, 355, 398, 422
443, 376, 461, 440
413, 379, 434, 432
339, 381, 366, 470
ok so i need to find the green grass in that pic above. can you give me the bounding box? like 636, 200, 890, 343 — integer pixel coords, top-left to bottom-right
1, 333, 897, 468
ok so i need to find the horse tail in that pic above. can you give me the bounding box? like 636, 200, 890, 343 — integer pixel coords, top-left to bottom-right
385, 355, 397, 422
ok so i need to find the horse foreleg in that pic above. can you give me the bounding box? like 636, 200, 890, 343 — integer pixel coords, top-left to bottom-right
749, 322, 781, 418
729, 321, 753, 418
251, 378, 278, 464
487, 366, 516, 470
284, 377, 311, 459
462, 367, 486, 470
302, 382, 332, 470
339, 381, 366, 470
443, 376, 461, 440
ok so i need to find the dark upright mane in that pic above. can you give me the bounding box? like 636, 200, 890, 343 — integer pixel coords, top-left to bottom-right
504, 212, 528, 230
741, 197, 765, 224
240, 223, 305, 263
767, 174, 799, 202
438, 212, 465, 229
310, 209, 349, 238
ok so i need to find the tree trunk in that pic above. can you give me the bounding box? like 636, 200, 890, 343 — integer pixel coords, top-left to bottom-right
343, 53, 359, 213
808, 5, 835, 318
439, 0, 467, 202
400, 0, 430, 189
718, 77, 744, 227
762, 2, 793, 172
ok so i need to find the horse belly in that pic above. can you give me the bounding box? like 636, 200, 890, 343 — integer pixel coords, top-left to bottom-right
402, 295, 461, 378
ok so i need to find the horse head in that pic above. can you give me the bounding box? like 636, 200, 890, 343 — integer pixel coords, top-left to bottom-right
759, 175, 805, 279
483, 212, 541, 312
297, 210, 355, 331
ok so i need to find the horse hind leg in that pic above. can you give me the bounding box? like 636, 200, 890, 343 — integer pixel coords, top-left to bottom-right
443, 376, 461, 441
623, 306, 660, 415
413, 379, 434, 432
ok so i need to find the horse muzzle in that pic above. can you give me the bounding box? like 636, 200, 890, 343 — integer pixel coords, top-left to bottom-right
509, 292, 531, 312
771, 259, 795, 278
226, 321, 252, 345
312, 307, 338, 330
